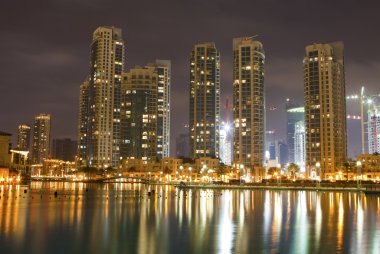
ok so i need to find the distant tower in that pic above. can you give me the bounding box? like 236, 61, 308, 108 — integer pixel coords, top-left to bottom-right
220, 98, 232, 165
294, 121, 306, 172
233, 37, 265, 171
189, 42, 220, 159
286, 102, 304, 163
304, 42, 347, 178
146, 60, 171, 159
85, 26, 125, 168
32, 113, 51, 164
77, 77, 89, 166
17, 124, 31, 151
368, 98, 380, 154
121, 66, 158, 163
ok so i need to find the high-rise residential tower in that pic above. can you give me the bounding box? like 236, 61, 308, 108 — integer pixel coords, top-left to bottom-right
121, 66, 158, 162
368, 98, 380, 154
77, 78, 89, 166
17, 124, 31, 151
83, 26, 125, 168
233, 37, 265, 172
32, 113, 51, 164
189, 43, 220, 159
146, 60, 171, 159
286, 103, 305, 163
304, 42, 347, 178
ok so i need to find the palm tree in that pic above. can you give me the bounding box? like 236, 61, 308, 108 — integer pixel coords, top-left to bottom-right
287, 163, 300, 180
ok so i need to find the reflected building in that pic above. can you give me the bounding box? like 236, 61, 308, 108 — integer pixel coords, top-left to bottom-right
17, 124, 31, 152
32, 113, 51, 164
121, 66, 158, 162
189, 42, 220, 159
304, 42, 347, 178
233, 37, 265, 172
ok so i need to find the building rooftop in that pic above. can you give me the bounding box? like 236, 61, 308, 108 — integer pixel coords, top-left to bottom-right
0, 131, 12, 136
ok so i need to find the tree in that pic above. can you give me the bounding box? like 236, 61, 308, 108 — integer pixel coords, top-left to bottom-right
287, 163, 300, 179
267, 167, 279, 177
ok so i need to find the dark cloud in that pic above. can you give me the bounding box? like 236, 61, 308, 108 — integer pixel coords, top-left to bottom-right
1, 0, 380, 157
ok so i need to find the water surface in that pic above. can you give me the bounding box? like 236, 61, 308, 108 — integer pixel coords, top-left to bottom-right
0, 182, 379, 253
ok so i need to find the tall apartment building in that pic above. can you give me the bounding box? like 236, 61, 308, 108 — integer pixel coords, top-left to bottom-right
146, 60, 171, 159
286, 104, 304, 163
17, 124, 31, 151
77, 78, 89, 166
304, 42, 347, 178
32, 113, 51, 164
121, 66, 158, 162
294, 120, 306, 172
189, 43, 220, 159
368, 98, 380, 154
233, 37, 265, 171
79, 26, 125, 168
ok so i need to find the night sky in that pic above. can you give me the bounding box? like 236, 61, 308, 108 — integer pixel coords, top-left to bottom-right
1, 0, 379, 158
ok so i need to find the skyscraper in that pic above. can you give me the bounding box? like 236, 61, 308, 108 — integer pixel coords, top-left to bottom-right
176, 133, 190, 158
233, 37, 265, 172
17, 124, 31, 151
368, 98, 380, 154
294, 120, 306, 172
121, 66, 158, 162
304, 42, 347, 178
77, 78, 89, 166
146, 60, 171, 159
286, 103, 304, 163
52, 138, 77, 161
32, 113, 51, 164
83, 26, 125, 168
219, 121, 232, 165
189, 43, 220, 159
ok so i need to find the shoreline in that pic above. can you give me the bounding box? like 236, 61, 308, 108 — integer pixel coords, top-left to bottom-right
12, 179, 380, 194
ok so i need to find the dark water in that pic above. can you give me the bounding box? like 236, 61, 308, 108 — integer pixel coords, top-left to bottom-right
0, 182, 380, 254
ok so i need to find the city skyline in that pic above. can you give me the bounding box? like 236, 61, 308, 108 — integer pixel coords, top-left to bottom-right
1, 1, 380, 158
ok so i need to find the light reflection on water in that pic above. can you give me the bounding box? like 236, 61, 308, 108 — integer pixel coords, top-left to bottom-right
1, 182, 380, 253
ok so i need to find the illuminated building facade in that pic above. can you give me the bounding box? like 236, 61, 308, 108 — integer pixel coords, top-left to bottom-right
219, 121, 232, 166
294, 120, 306, 172
32, 113, 51, 164
17, 124, 31, 151
304, 42, 347, 177
189, 43, 220, 159
233, 37, 265, 171
84, 26, 125, 168
121, 66, 158, 163
286, 104, 304, 163
146, 60, 171, 159
368, 100, 380, 154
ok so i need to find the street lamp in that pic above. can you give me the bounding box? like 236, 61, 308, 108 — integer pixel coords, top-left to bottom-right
189, 167, 192, 182
356, 161, 362, 189
316, 162, 321, 188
